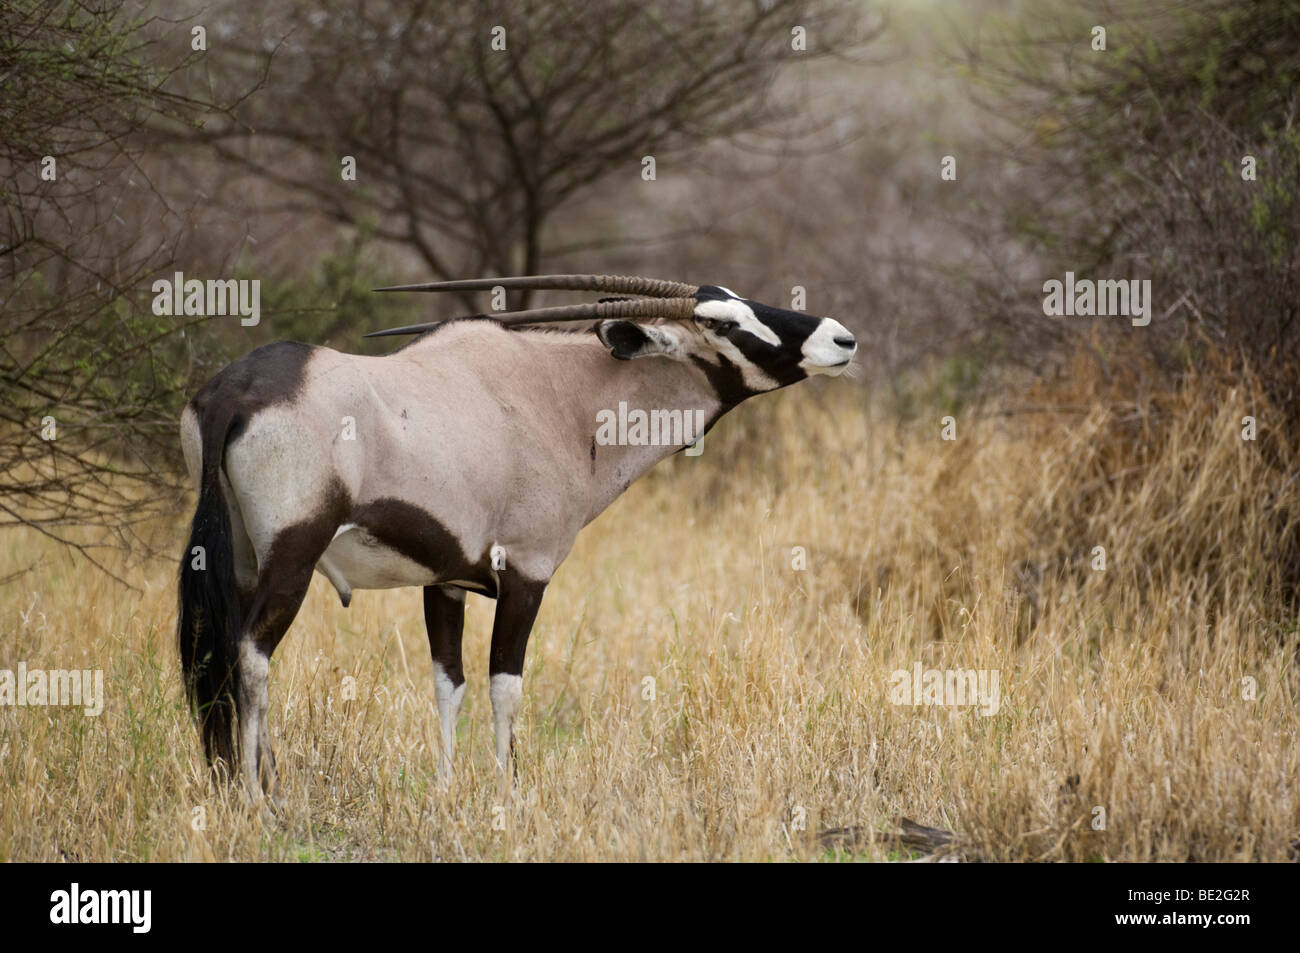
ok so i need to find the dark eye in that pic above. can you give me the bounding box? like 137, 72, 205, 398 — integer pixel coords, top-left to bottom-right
705, 319, 738, 334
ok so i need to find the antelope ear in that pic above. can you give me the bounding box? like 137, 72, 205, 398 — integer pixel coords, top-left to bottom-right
596, 320, 680, 360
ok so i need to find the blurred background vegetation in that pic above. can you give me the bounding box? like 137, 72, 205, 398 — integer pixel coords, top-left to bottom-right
3, 0, 1299, 568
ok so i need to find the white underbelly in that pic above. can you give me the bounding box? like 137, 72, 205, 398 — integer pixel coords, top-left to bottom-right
316, 524, 436, 593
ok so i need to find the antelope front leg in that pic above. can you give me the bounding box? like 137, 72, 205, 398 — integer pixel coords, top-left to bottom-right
424, 585, 466, 783
488, 575, 546, 787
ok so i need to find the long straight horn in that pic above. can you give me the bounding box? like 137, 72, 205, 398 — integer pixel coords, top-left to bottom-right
373, 274, 700, 298
364, 297, 699, 338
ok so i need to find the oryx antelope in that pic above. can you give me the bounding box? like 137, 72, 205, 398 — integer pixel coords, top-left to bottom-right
177, 274, 856, 796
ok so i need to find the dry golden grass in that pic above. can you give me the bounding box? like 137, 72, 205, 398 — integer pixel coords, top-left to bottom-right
1, 356, 1297, 861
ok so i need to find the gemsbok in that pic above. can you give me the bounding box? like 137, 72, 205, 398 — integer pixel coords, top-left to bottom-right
177, 274, 857, 797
